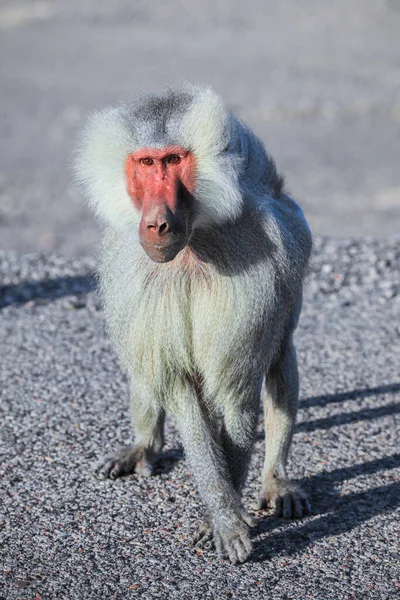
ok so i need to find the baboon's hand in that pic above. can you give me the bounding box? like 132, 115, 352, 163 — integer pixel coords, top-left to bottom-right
192, 517, 255, 564
94, 445, 153, 480
214, 518, 252, 564
192, 519, 214, 550
192, 513, 255, 552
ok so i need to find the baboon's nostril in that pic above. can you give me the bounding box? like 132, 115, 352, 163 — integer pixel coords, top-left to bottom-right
159, 222, 169, 235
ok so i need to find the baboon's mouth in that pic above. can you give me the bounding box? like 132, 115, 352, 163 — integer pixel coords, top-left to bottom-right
140, 238, 187, 263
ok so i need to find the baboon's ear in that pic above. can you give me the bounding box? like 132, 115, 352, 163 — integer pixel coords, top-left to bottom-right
73, 107, 137, 228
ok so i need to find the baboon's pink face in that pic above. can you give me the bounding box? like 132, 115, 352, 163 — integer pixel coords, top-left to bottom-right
125, 146, 196, 263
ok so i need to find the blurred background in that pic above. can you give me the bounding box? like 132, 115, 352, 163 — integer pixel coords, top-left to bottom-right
0, 0, 399, 256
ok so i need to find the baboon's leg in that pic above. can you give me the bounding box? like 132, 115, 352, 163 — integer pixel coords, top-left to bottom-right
193, 389, 259, 551
175, 384, 253, 564
94, 390, 165, 479
221, 394, 260, 491
256, 337, 310, 518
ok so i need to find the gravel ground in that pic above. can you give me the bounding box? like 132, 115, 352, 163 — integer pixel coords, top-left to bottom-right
0, 237, 399, 599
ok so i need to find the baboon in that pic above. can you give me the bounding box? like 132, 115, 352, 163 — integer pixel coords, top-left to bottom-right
75, 85, 312, 564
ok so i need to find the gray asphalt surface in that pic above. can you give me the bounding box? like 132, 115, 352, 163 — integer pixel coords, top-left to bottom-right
1, 1, 400, 599
1, 238, 399, 599
1, 0, 400, 254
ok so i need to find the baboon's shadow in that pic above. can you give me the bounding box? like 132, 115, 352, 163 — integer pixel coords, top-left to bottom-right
153, 445, 184, 475
252, 381, 400, 562
252, 454, 399, 562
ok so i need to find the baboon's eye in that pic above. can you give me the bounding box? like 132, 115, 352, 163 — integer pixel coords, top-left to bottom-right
166, 155, 181, 165
141, 157, 154, 166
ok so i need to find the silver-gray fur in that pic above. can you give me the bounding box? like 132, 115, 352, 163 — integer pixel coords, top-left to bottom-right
74, 84, 312, 564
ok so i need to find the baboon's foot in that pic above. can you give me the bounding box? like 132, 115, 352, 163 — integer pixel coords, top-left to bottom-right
94, 445, 155, 480
255, 475, 311, 518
